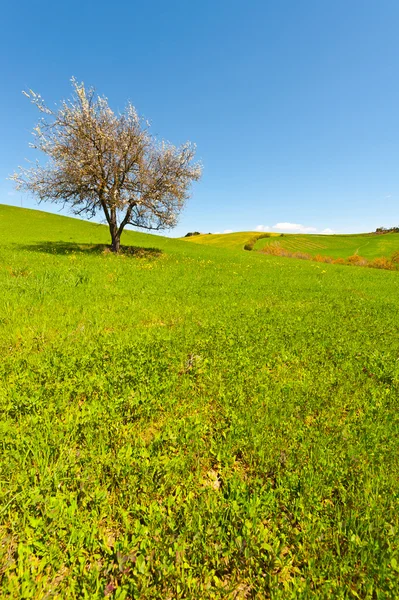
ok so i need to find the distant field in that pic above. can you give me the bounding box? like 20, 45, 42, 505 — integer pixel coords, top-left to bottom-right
183, 229, 399, 259
1, 205, 399, 598
182, 231, 280, 250
254, 232, 399, 259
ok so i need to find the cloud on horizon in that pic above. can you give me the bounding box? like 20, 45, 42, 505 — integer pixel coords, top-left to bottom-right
218, 224, 336, 235
273, 222, 317, 233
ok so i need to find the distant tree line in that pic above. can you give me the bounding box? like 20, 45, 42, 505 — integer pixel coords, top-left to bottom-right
184, 232, 212, 237
374, 226, 399, 234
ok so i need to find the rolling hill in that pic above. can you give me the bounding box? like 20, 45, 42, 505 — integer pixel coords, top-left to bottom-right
254, 232, 399, 259
182, 228, 399, 259
181, 231, 279, 250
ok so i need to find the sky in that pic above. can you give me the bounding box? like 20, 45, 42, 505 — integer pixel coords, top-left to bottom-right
1, 0, 399, 236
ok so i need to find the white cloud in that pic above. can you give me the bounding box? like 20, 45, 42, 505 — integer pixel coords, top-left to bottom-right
255, 224, 270, 232
320, 228, 335, 235
223, 229, 233, 233
214, 231, 221, 234
273, 222, 317, 233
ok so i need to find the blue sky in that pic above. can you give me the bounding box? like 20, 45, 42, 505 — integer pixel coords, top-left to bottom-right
1, 0, 399, 236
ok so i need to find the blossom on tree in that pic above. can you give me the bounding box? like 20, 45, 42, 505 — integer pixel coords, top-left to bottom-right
12, 79, 202, 252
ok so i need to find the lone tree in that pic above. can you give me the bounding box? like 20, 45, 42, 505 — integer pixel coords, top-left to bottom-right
12, 79, 202, 252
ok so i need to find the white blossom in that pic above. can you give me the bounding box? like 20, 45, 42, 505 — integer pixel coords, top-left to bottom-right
11, 79, 202, 252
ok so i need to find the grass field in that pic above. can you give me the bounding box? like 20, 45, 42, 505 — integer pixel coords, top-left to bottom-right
1, 204, 399, 598
183, 230, 399, 260
181, 232, 266, 251
253, 233, 399, 260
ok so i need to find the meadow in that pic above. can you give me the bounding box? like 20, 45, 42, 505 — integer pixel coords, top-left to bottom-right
1, 204, 399, 599
182, 232, 280, 251
253, 232, 399, 260
184, 230, 399, 260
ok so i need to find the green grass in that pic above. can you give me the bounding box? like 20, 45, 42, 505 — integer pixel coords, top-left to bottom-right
1, 204, 399, 598
253, 232, 399, 259
182, 231, 279, 251
182, 229, 399, 260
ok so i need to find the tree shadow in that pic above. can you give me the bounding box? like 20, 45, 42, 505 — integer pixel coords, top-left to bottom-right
19, 241, 163, 258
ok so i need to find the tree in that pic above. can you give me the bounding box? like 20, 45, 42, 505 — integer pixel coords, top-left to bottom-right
11, 79, 202, 252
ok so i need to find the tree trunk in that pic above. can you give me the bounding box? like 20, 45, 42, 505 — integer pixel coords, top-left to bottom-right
111, 234, 121, 253
109, 214, 121, 253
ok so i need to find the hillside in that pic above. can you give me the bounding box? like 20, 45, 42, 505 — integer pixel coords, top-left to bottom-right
0, 203, 172, 248
1, 205, 399, 598
182, 231, 279, 250
182, 227, 399, 259
254, 232, 399, 259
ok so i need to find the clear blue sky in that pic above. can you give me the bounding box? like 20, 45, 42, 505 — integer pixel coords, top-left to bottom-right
1, 0, 399, 236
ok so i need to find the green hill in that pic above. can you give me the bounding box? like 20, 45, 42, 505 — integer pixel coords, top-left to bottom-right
254, 231, 399, 259
0, 203, 171, 248
1, 205, 399, 598
182, 227, 399, 259
182, 231, 279, 250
